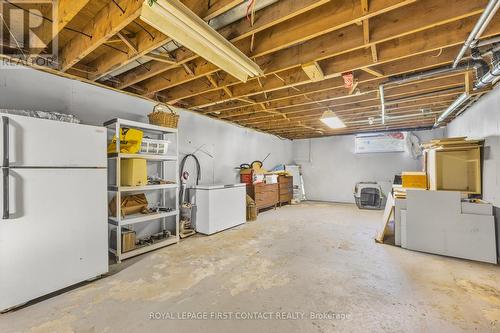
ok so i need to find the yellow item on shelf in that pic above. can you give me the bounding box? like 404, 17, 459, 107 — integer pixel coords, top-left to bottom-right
402, 172, 427, 189
121, 159, 147, 186
107, 128, 144, 154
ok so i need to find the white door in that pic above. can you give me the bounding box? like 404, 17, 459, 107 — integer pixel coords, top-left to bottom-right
0, 114, 107, 168
0, 168, 108, 311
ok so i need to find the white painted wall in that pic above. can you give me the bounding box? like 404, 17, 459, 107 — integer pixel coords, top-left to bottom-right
0, 65, 293, 185
292, 129, 444, 203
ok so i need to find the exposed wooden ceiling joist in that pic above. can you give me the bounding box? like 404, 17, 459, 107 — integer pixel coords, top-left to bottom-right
3, 0, 496, 139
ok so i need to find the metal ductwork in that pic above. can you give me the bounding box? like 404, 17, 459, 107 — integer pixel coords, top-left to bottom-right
475, 51, 500, 89
452, 0, 500, 68
377, 0, 500, 128
386, 59, 490, 85
435, 51, 500, 125
377, 59, 488, 125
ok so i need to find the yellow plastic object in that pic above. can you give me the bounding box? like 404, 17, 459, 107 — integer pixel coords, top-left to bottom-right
402, 172, 427, 189
107, 128, 144, 154
121, 159, 147, 186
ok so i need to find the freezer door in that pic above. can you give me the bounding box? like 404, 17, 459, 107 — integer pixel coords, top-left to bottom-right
0, 114, 106, 168
0, 168, 108, 311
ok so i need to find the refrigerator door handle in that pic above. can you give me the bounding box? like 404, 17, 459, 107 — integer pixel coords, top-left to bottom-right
2, 116, 8, 167
2, 167, 8, 219
2, 116, 9, 219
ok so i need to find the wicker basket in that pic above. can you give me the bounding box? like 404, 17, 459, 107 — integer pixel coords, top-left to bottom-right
148, 104, 179, 128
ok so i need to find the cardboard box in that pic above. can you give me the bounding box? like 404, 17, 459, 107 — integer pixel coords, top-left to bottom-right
110, 227, 136, 253
121, 159, 147, 186
109, 193, 148, 217
402, 172, 427, 189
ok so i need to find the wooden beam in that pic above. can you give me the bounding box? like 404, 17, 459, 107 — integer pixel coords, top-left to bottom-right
60, 0, 144, 72
113, 0, 330, 89
363, 20, 370, 45
143, 53, 177, 64
32, 0, 91, 55
362, 67, 384, 77
206, 74, 219, 88
86, 0, 247, 81
465, 71, 474, 95
161, 0, 487, 104
117, 32, 138, 54
371, 44, 378, 62
301, 62, 325, 82
182, 10, 484, 110
348, 81, 360, 95
361, 0, 370, 13
138, 0, 415, 94
248, 0, 414, 58
221, 73, 465, 120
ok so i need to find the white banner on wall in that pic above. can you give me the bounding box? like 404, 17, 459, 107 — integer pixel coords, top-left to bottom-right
355, 132, 406, 154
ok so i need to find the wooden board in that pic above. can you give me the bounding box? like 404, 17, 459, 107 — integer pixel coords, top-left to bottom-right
375, 192, 395, 243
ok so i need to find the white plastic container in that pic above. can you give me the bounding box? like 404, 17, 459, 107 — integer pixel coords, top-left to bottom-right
140, 138, 170, 155
265, 174, 278, 184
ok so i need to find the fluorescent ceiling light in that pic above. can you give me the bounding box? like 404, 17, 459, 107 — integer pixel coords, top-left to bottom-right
140, 0, 263, 82
320, 110, 346, 129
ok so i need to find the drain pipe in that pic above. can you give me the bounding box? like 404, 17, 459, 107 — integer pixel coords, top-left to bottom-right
452, 0, 500, 68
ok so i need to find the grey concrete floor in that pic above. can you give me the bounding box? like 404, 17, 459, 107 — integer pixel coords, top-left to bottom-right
1, 202, 500, 332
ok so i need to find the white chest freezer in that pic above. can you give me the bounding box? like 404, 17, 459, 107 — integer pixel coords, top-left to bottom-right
189, 184, 246, 235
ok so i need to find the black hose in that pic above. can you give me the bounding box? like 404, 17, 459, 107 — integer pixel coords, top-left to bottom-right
179, 154, 201, 204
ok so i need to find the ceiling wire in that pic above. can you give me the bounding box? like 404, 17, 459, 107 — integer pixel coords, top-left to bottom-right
2, 0, 92, 38
0, 13, 26, 58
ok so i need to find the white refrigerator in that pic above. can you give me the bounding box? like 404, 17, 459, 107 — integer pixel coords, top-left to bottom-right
0, 114, 108, 312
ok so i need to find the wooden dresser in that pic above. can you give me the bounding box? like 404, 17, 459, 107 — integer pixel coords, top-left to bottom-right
278, 175, 293, 206
246, 183, 279, 213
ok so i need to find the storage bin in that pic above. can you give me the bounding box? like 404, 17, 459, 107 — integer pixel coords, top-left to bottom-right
402, 172, 427, 189
148, 104, 179, 128
120, 159, 147, 186
140, 138, 170, 155
240, 169, 253, 184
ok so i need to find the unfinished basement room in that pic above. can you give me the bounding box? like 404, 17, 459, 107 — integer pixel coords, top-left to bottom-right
1, 0, 500, 332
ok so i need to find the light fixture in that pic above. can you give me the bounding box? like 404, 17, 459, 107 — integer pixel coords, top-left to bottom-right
320, 110, 346, 129
140, 0, 263, 82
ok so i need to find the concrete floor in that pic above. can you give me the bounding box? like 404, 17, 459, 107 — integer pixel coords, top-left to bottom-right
1, 202, 500, 332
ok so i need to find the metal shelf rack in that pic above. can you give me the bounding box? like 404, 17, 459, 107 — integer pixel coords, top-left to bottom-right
104, 118, 179, 262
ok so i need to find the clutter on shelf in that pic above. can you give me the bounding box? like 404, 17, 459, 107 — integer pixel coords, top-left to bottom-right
0, 109, 80, 123
107, 128, 144, 154
104, 118, 179, 262
140, 137, 170, 155
121, 159, 147, 186
109, 193, 149, 218
148, 176, 176, 185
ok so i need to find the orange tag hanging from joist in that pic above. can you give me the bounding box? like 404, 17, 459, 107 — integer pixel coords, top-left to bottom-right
342, 72, 354, 89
